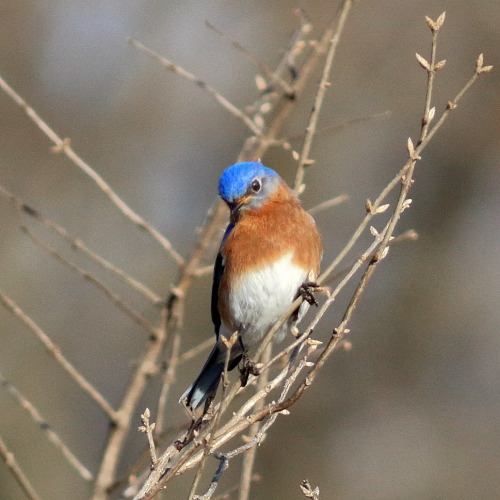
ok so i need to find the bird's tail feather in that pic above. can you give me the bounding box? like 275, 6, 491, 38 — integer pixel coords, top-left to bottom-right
180, 344, 241, 411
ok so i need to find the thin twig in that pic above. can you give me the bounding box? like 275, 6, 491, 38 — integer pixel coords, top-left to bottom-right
138, 409, 158, 467
0, 183, 161, 303
155, 330, 182, 436
0, 74, 184, 266
22, 225, 156, 334
237, 344, 272, 500
307, 194, 349, 215
300, 479, 320, 499
205, 21, 293, 95
0, 289, 116, 419
0, 371, 93, 481
193, 455, 229, 500
178, 338, 214, 365
128, 38, 263, 137
0, 435, 42, 500
188, 333, 236, 500
294, 0, 353, 193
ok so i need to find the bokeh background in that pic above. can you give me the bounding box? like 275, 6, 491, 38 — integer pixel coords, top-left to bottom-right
1, 1, 499, 499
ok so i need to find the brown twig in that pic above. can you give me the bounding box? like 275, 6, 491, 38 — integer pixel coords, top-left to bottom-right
0, 183, 161, 303
0, 435, 42, 500
237, 344, 272, 500
294, 0, 353, 193
307, 194, 349, 215
21, 225, 156, 334
0, 75, 184, 267
128, 38, 263, 137
0, 289, 116, 420
300, 479, 320, 499
155, 330, 182, 436
205, 21, 293, 95
0, 371, 93, 481
139, 409, 158, 467
188, 332, 237, 500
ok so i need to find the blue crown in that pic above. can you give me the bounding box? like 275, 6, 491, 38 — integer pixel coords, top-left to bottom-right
218, 162, 279, 203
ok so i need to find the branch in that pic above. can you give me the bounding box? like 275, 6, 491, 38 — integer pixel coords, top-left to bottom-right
294, 0, 354, 193
0, 435, 42, 500
128, 38, 263, 137
21, 225, 156, 334
0, 371, 93, 481
0, 289, 116, 419
0, 183, 161, 303
0, 74, 184, 266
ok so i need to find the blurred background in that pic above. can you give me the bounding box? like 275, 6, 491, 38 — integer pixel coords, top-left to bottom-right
0, 1, 499, 499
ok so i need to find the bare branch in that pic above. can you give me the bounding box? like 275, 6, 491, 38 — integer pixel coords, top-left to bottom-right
0, 74, 184, 266
21, 225, 156, 334
138, 409, 158, 467
0, 183, 161, 304
0, 435, 42, 500
205, 21, 293, 95
307, 194, 349, 215
128, 38, 263, 137
300, 479, 320, 499
0, 371, 93, 481
294, 0, 354, 193
0, 289, 116, 419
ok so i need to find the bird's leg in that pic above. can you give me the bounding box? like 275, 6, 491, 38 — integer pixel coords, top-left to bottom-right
300, 281, 325, 306
292, 281, 329, 321
239, 353, 260, 387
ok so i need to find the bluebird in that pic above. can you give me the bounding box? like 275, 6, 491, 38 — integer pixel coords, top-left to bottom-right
180, 161, 322, 411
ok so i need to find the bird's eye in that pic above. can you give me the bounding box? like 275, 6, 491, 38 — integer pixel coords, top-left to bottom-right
251, 178, 261, 193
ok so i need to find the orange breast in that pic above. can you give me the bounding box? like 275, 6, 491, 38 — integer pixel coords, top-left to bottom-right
217, 183, 322, 328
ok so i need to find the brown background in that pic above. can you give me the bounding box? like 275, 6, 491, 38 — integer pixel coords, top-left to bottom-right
1, 1, 499, 499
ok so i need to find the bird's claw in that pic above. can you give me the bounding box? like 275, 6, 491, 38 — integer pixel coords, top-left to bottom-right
298, 281, 321, 307
239, 354, 260, 387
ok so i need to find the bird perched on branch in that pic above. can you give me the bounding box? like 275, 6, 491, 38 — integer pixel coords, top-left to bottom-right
180, 161, 322, 411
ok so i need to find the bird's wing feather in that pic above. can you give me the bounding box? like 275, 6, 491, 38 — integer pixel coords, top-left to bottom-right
211, 223, 234, 337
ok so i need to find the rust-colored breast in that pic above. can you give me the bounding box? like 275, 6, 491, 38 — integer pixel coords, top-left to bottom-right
220, 182, 322, 292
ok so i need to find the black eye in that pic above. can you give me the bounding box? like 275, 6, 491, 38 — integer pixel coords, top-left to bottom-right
251, 178, 261, 193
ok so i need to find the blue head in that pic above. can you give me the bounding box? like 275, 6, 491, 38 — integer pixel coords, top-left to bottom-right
218, 162, 281, 214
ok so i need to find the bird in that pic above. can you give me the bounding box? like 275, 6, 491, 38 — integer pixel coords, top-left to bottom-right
180, 161, 322, 411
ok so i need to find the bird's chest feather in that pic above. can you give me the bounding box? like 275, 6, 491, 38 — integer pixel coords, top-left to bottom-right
217, 199, 321, 343
224, 252, 308, 340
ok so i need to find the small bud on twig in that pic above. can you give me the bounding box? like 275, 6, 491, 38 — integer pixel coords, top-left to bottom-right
255, 75, 267, 92
407, 137, 421, 160
476, 53, 493, 74
416, 53, 430, 71
434, 59, 447, 71
401, 199, 413, 212
375, 203, 390, 214
427, 107, 436, 123
426, 12, 446, 32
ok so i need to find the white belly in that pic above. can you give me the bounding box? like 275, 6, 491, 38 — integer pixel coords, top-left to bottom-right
226, 252, 310, 346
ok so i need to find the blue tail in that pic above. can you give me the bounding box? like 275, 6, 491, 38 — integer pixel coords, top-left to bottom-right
180, 343, 242, 411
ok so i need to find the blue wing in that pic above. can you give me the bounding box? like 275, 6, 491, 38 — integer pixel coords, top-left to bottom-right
211, 223, 234, 338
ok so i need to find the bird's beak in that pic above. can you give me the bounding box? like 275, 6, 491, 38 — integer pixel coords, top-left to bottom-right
230, 194, 251, 211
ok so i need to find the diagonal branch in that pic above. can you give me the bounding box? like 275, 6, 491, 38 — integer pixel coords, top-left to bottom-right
0, 435, 42, 500
0, 74, 184, 267
0, 289, 116, 420
0, 183, 161, 304
0, 371, 93, 481
128, 38, 263, 137
294, 0, 354, 193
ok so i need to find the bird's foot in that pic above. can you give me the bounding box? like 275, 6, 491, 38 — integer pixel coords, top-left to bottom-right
299, 281, 323, 306
239, 354, 261, 387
